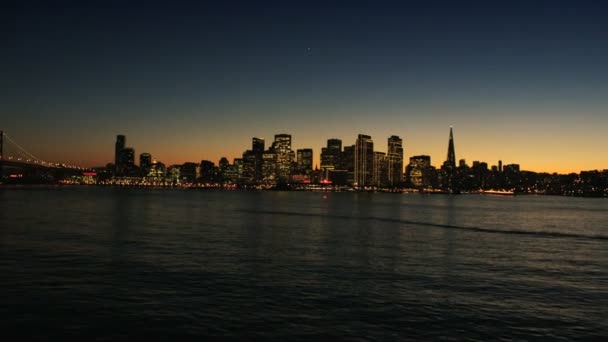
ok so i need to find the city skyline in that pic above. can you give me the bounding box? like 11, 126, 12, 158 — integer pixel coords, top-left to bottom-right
2, 126, 603, 176
3, 2, 608, 173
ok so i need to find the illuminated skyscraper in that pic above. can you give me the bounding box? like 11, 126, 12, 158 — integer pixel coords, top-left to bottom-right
320, 138, 342, 175
242, 150, 256, 183
372, 151, 387, 187
262, 150, 277, 183
407, 155, 432, 188
273, 134, 294, 182
387, 135, 404, 186
242, 137, 266, 183
354, 134, 374, 187
296, 148, 313, 175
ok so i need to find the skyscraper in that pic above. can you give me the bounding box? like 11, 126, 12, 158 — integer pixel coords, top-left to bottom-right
262, 150, 277, 183
446, 127, 456, 169
120, 147, 135, 176
115, 135, 125, 174
387, 135, 404, 186
252, 137, 265, 181
372, 151, 387, 187
342, 145, 355, 184
354, 134, 374, 187
296, 148, 313, 175
241, 150, 256, 183
273, 134, 294, 182
320, 138, 342, 173
407, 155, 432, 188
442, 127, 458, 191
140, 153, 152, 176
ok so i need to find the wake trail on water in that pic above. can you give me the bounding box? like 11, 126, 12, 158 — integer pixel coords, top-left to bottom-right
236, 209, 608, 241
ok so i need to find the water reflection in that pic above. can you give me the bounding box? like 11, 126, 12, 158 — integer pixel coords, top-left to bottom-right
1, 188, 607, 340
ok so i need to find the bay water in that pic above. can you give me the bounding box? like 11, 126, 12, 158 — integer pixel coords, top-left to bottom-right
1, 187, 606, 340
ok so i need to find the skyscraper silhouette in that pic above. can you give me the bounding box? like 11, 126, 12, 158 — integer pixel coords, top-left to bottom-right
252, 137, 265, 181
354, 134, 374, 187
387, 135, 404, 186
447, 127, 456, 170
114, 135, 127, 175
320, 138, 342, 173
115, 135, 125, 172
442, 127, 458, 192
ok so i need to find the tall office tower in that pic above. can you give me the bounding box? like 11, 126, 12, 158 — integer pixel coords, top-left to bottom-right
241, 150, 256, 183
262, 150, 277, 183
115, 135, 126, 174
327, 138, 342, 151
252, 137, 265, 181
342, 145, 355, 184
120, 147, 135, 176
233, 158, 244, 181
354, 134, 374, 187
441, 127, 458, 191
387, 135, 404, 186
320, 138, 342, 172
272, 134, 294, 181
140, 153, 152, 175
296, 148, 313, 175
446, 127, 456, 169
372, 151, 387, 187
407, 155, 431, 188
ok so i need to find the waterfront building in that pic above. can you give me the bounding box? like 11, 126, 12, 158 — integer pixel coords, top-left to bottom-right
252, 137, 264, 180
262, 150, 277, 183
387, 135, 403, 187
372, 151, 388, 187
272, 134, 294, 182
354, 134, 374, 187
296, 148, 313, 176
406, 155, 432, 188
441, 127, 458, 191
140, 153, 152, 176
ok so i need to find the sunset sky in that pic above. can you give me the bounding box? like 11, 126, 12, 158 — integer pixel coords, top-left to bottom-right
2, 1, 608, 173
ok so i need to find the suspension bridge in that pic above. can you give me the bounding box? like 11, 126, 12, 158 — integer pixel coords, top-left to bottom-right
0, 130, 93, 183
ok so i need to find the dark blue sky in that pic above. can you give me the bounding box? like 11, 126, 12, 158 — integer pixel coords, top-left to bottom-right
2, 1, 608, 172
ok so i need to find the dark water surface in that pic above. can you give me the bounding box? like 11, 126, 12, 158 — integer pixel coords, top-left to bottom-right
1, 187, 607, 340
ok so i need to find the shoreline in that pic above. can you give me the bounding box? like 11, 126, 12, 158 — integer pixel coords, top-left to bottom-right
1, 183, 606, 198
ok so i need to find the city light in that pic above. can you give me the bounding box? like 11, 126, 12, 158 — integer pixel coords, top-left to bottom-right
1, 130, 606, 196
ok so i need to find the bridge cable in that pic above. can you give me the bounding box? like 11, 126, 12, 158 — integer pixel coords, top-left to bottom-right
3, 133, 45, 163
